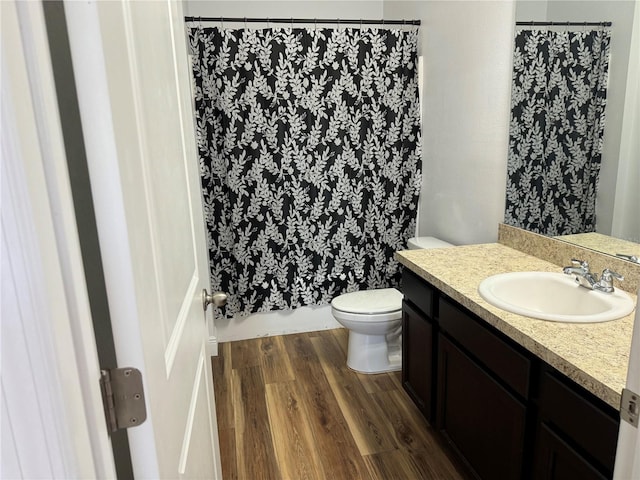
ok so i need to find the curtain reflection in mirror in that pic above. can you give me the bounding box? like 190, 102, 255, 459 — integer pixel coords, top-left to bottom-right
504, 28, 611, 236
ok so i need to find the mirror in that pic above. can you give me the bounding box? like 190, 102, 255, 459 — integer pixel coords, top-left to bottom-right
554, 232, 640, 264
510, 0, 640, 262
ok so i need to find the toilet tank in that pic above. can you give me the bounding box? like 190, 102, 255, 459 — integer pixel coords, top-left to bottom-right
407, 236, 453, 250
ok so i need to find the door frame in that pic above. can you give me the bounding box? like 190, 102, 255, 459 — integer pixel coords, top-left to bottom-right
2, 1, 116, 477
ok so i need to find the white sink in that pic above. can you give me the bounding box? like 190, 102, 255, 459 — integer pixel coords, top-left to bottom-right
478, 272, 636, 323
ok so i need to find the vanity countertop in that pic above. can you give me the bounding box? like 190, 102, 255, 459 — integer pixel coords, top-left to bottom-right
396, 243, 638, 410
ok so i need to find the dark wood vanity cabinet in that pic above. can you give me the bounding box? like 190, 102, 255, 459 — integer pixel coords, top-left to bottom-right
401, 268, 620, 480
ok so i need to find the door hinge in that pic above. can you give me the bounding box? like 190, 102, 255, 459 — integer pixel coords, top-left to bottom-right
621, 388, 639, 427
100, 368, 147, 434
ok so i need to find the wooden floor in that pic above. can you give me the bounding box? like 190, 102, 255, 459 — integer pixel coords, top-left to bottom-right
211, 328, 473, 479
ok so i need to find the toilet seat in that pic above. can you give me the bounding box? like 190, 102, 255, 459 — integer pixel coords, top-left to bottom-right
331, 308, 402, 323
331, 288, 403, 315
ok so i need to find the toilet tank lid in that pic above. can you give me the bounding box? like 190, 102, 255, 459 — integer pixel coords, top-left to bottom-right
407, 236, 453, 249
331, 288, 403, 314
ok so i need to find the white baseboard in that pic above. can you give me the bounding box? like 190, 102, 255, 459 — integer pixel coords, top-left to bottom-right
215, 304, 342, 343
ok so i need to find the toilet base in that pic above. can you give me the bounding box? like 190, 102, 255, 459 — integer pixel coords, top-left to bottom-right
346, 331, 401, 374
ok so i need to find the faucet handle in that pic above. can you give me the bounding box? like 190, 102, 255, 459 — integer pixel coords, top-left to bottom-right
601, 269, 624, 282
597, 269, 624, 292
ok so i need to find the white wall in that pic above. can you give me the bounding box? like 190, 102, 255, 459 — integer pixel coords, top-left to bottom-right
384, 1, 515, 246
514, 0, 547, 19
515, 0, 638, 238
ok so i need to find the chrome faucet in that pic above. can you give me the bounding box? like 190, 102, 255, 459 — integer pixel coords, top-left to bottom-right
563, 259, 599, 289
562, 259, 624, 293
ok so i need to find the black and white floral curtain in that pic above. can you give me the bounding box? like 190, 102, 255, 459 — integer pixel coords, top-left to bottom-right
187, 26, 421, 318
505, 28, 611, 236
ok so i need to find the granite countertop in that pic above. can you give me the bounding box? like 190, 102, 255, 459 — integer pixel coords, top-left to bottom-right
396, 243, 638, 410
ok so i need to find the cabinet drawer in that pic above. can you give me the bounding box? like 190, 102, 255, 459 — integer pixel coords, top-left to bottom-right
402, 269, 435, 318
439, 297, 531, 398
539, 371, 618, 473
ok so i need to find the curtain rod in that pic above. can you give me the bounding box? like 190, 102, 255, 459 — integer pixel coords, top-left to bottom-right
516, 21, 612, 27
184, 16, 420, 26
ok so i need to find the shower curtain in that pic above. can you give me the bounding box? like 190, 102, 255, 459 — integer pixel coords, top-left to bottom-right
505, 28, 611, 236
188, 25, 421, 318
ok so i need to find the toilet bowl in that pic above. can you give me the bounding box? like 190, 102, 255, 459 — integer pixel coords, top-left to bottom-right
331, 236, 453, 374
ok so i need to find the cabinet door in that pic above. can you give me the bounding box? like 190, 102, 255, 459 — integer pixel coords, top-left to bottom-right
437, 335, 526, 480
534, 423, 607, 480
402, 300, 434, 422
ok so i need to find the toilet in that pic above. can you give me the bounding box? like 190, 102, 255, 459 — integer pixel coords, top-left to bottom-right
331, 236, 453, 374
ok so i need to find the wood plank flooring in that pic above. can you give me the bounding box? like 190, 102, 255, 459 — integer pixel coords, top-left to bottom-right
211, 328, 473, 479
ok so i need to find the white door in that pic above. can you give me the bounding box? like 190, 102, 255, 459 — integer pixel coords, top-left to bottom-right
64, 1, 222, 478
